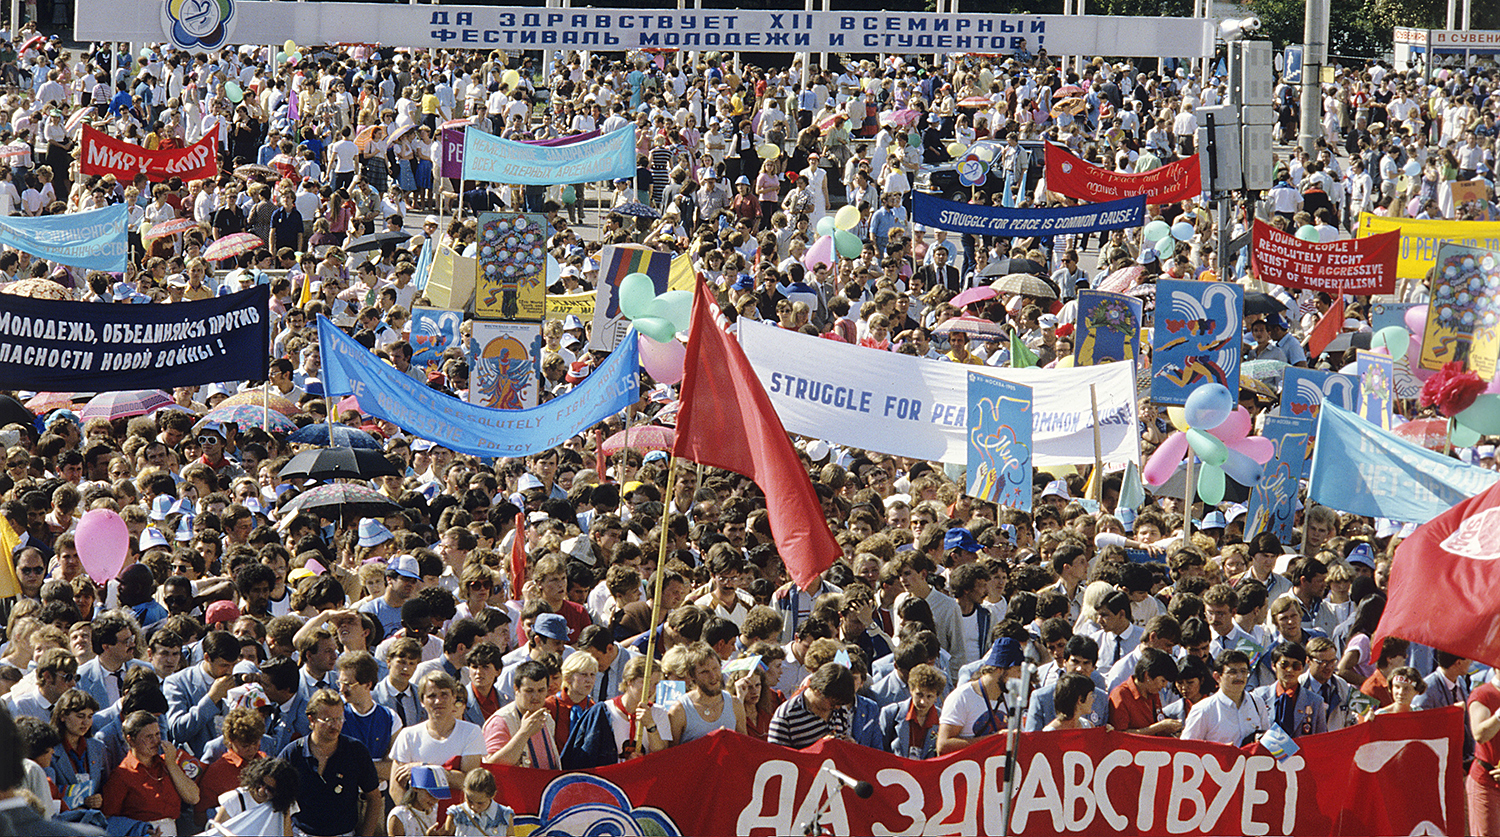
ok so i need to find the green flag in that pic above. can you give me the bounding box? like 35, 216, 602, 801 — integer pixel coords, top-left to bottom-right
1010, 329, 1038, 368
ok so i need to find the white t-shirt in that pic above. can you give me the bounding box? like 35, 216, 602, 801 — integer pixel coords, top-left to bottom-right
387, 719, 487, 767
939, 680, 1007, 739
330, 139, 360, 173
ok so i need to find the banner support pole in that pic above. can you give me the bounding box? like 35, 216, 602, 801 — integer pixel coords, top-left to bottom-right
1183, 452, 1195, 540
639, 455, 679, 745
1090, 384, 1103, 502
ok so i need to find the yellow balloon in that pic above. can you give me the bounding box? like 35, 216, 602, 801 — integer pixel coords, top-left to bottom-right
946, 141, 967, 157
1167, 407, 1191, 432
971, 145, 996, 163
757, 143, 781, 159
502, 69, 521, 89
284, 40, 297, 54
834, 205, 860, 231
1055, 355, 1076, 368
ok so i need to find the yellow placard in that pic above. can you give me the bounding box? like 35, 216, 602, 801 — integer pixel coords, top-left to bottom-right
425, 244, 476, 310
668, 253, 696, 292
546, 291, 595, 320
1356, 213, 1500, 279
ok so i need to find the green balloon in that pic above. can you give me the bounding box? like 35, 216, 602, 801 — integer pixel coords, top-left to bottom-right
1186, 428, 1228, 467
1372, 325, 1409, 359
633, 316, 678, 343
1450, 421, 1482, 448
651, 290, 694, 334
1458, 394, 1500, 435
1197, 463, 1226, 505
1144, 220, 1171, 242
816, 216, 836, 237
618, 272, 657, 321
1296, 224, 1319, 242
833, 229, 862, 259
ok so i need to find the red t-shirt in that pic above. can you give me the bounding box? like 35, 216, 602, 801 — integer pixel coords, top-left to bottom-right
1110, 678, 1163, 733
1471, 682, 1500, 787
101, 752, 182, 823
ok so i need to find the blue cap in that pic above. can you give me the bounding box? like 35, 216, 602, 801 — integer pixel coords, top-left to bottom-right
944, 527, 983, 554
1041, 479, 1070, 500
982, 637, 1024, 668
387, 554, 421, 580
1200, 511, 1228, 530
643, 450, 669, 464
533, 612, 570, 642
408, 765, 451, 799
357, 518, 393, 548
139, 528, 169, 550
1347, 543, 1376, 570
732, 273, 754, 291
174, 514, 196, 542
199, 420, 225, 438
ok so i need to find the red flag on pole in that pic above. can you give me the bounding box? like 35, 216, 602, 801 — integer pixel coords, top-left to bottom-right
672, 279, 838, 590
1375, 478, 1500, 668
1305, 295, 1344, 359
509, 512, 526, 600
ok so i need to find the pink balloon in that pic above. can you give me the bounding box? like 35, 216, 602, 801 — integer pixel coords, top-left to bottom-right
1404, 335, 1437, 383
1228, 435, 1276, 465
1403, 304, 1428, 335
75, 508, 129, 583
1207, 406, 1252, 443
638, 334, 685, 385
802, 234, 834, 271
1143, 431, 1190, 487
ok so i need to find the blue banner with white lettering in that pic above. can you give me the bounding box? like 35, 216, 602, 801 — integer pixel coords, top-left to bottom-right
1149, 279, 1243, 406
0, 285, 268, 390
463, 125, 637, 186
0, 204, 127, 271
1308, 404, 1500, 523
318, 316, 639, 457
966, 371, 1032, 510
913, 191, 1146, 237
1245, 415, 1312, 544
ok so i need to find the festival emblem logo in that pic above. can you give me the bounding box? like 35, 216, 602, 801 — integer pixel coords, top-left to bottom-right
161, 0, 235, 50
514, 774, 681, 836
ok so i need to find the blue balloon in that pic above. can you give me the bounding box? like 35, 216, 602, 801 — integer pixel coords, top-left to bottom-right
1171, 221, 1196, 242
1223, 449, 1264, 486
1183, 384, 1234, 430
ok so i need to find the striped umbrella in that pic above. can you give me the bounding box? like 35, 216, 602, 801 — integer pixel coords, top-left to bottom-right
144, 217, 198, 241
81, 390, 173, 421
353, 124, 381, 153
201, 404, 296, 433
220, 389, 300, 418
601, 425, 675, 455
203, 232, 264, 262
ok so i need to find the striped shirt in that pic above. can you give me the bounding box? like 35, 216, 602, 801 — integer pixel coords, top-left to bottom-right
767, 693, 847, 749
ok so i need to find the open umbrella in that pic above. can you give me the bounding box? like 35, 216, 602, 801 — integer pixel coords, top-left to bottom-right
81, 390, 172, 422
346, 230, 412, 253
611, 201, 661, 219
281, 482, 401, 518
1239, 376, 1279, 402
233, 164, 276, 180
1055, 84, 1086, 97
932, 315, 1008, 340
144, 217, 199, 241
280, 447, 401, 481
25, 392, 76, 413
388, 122, 417, 143
203, 232, 264, 262
1393, 418, 1452, 452
0, 394, 33, 428
65, 106, 94, 134
219, 390, 299, 418
1097, 265, 1145, 294
990, 272, 1057, 299
200, 404, 297, 433
888, 108, 921, 127
601, 425, 675, 456
980, 257, 1047, 277
1051, 97, 1087, 117
288, 423, 382, 449
1, 278, 71, 300
1244, 292, 1289, 317
353, 125, 381, 153
950, 286, 997, 308
957, 96, 993, 109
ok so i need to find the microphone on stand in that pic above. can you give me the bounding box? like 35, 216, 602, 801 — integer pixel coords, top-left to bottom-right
823, 765, 874, 799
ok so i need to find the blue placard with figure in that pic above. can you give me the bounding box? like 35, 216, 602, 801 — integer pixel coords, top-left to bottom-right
1075, 290, 1143, 366
1282, 368, 1358, 420
409, 307, 463, 373
1150, 279, 1244, 406
966, 372, 1033, 511
1244, 415, 1313, 544
1356, 350, 1394, 430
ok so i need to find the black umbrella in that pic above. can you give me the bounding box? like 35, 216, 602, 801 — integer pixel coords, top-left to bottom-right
280, 447, 402, 481
1244, 292, 1289, 317
0, 394, 33, 428
280, 483, 401, 519
346, 230, 413, 254
611, 201, 661, 219
981, 257, 1047, 278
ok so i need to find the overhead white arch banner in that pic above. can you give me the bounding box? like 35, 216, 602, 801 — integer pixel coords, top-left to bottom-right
78, 0, 1215, 58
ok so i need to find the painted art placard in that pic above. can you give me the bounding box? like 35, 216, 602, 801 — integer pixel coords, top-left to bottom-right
590, 244, 674, 351
409, 307, 464, 372
1149, 279, 1243, 406
1281, 368, 1358, 420
1418, 243, 1500, 378
476, 211, 551, 321
469, 320, 543, 410
965, 371, 1033, 510
1244, 415, 1313, 544
1074, 290, 1142, 366
1356, 349, 1394, 431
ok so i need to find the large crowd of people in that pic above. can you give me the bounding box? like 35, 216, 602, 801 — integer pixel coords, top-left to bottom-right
0, 14, 1495, 837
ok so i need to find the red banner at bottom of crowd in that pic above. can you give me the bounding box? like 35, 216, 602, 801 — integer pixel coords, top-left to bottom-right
485, 708, 1462, 836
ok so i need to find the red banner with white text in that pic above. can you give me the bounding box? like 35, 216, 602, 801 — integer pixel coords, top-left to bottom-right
1045, 143, 1200, 204
1252, 219, 1400, 295
79, 125, 218, 183
485, 710, 1462, 836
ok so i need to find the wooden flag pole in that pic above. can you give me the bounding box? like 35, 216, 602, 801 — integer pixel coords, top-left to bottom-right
1090, 384, 1103, 502
639, 455, 680, 742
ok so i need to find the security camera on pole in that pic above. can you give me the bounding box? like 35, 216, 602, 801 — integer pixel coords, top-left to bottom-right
1196, 17, 1272, 278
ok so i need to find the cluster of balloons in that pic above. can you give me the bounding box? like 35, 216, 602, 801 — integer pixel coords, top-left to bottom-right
804, 205, 864, 269
1142, 219, 1197, 261
277, 39, 303, 66
1142, 383, 1275, 505
1389, 304, 1500, 444
618, 273, 692, 384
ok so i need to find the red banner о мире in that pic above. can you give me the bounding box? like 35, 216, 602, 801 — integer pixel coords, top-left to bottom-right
485, 707, 1462, 836
79, 125, 218, 184
1044, 143, 1201, 205
1252, 219, 1400, 295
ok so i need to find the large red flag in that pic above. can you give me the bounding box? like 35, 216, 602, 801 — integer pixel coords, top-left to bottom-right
1375, 477, 1500, 668
672, 280, 838, 590
1305, 295, 1344, 359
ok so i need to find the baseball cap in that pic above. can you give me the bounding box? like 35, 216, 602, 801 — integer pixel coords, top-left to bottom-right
1224, 503, 1248, 523
1200, 511, 1228, 530
1138, 248, 1159, 265
1346, 543, 1376, 570
387, 554, 421, 580
357, 518, 394, 548
174, 515, 195, 542
982, 637, 1024, 668
409, 765, 451, 799
944, 527, 984, 554
1041, 479, 1071, 500
517, 473, 545, 492
205, 600, 240, 624
563, 314, 585, 331
643, 450, 669, 464
139, 528, 170, 550
533, 612, 570, 642
198, 420, 225, 439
